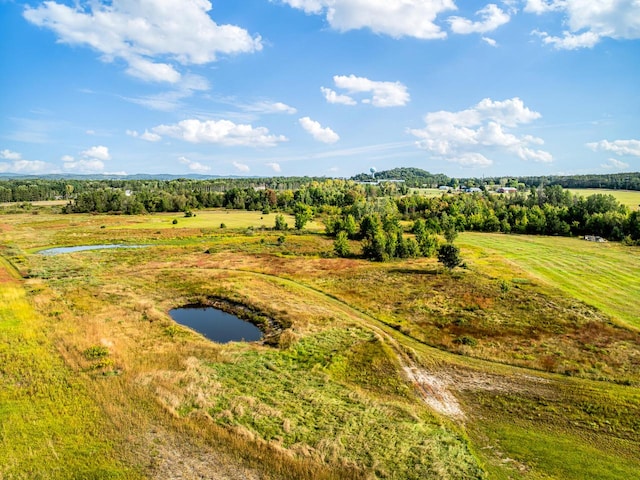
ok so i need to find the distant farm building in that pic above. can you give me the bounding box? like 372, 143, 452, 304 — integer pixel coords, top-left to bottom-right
497, 187, 517, 194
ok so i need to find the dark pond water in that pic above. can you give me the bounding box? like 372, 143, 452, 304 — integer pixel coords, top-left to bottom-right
38, 244, 147, 255
169, 307, 263, 344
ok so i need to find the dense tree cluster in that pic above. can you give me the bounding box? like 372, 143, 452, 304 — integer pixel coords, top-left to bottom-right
395, 185, 639, 242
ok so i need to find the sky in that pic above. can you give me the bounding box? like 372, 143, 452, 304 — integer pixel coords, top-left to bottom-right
0, 0, 639, 178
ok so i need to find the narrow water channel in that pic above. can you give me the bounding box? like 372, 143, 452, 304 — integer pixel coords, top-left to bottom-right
38, 244, 147, 255
169, 307, 263, 344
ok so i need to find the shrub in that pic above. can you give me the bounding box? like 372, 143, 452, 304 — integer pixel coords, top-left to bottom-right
454, 335, 478, 347
274, 214, 288, 231
83, 345, 109, 360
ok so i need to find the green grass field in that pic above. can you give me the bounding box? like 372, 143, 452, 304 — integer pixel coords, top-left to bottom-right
567, 188, 640, 210
0, 259, 140, 479
459, 232, 640, 329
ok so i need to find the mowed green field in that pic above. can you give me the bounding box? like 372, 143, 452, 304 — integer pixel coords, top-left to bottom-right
459, 232, 640, 329
101, 209, 325, 232
567, 188, 640, 210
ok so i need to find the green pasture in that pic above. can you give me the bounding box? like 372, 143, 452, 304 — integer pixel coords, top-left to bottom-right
101, 209, 324, 232
567, 188, 640, 210
459, 232, 640, 329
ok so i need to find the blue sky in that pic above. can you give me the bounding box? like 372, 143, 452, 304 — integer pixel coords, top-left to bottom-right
1, 0, 639, 178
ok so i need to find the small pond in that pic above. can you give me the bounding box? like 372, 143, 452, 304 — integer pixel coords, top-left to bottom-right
38, 244, 147, 255
169, 307, 263, 344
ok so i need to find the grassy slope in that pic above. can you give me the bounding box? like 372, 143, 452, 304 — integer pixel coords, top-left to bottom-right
459, 232, 640, 329
0, 258, 140, 479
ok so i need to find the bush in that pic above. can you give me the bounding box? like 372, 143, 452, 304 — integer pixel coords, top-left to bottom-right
334, 230, 350, 257
437, 243, 462, 271
83, 345, 109, 360
274, 214, 288, 231
454, 335, 478, 347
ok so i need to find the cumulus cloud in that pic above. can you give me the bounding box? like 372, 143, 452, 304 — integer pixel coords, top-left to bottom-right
232, 161, 250, 172
448, 4, 510, 34
409, 97, 552, 167
81, 145, 111, 161
266, 162, 282, 172
127, 129, 162, 142
601, 158, 630, 170
151, 119, 287, 147
325, 75, 409, 107
0, 149, 22, 161
0, 149, 49, 173
23, 0, 262, 84
62, 145, 112, 173
587, 139, 640, 157
279, 0, 455, 39
178, 156, 211, 173
527, 0, 640, 49
299, 117, 340, 144
321, 87, 357, 106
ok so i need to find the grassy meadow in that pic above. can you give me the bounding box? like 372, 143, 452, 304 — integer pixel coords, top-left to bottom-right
1, 208, 639, 479
567, 188, 640, 210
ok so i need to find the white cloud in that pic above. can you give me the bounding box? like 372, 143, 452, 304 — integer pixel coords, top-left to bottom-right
266, 162, 282, 172
299, 117, 340, 144
178, 156, 210, 173
0, 149, 22, 161
524, 0, 565, 14
330, 75, 410, 107
61, 145, 113, 173
232, 161, 250, 172
62, 158, 105, 173
81, 145, 111, 161
321, 87, 357, 106
0, 149, 49, 173
587, 139, 640, 157
448, 4, 510, 34
152, 119, 288, 147
127, 130, 162, 142
527, 0, 640, 49
451, 152, 494, 167
533, 29, 601, 50
601, 158, 630, 170
244, 101, 297, 114
409, 97, 552, 167
23, 0, 262, 84
279, 0, 456, 39
482, 36, 498, 46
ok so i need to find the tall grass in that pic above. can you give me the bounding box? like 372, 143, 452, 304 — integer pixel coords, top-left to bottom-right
0, 265, 140, 479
